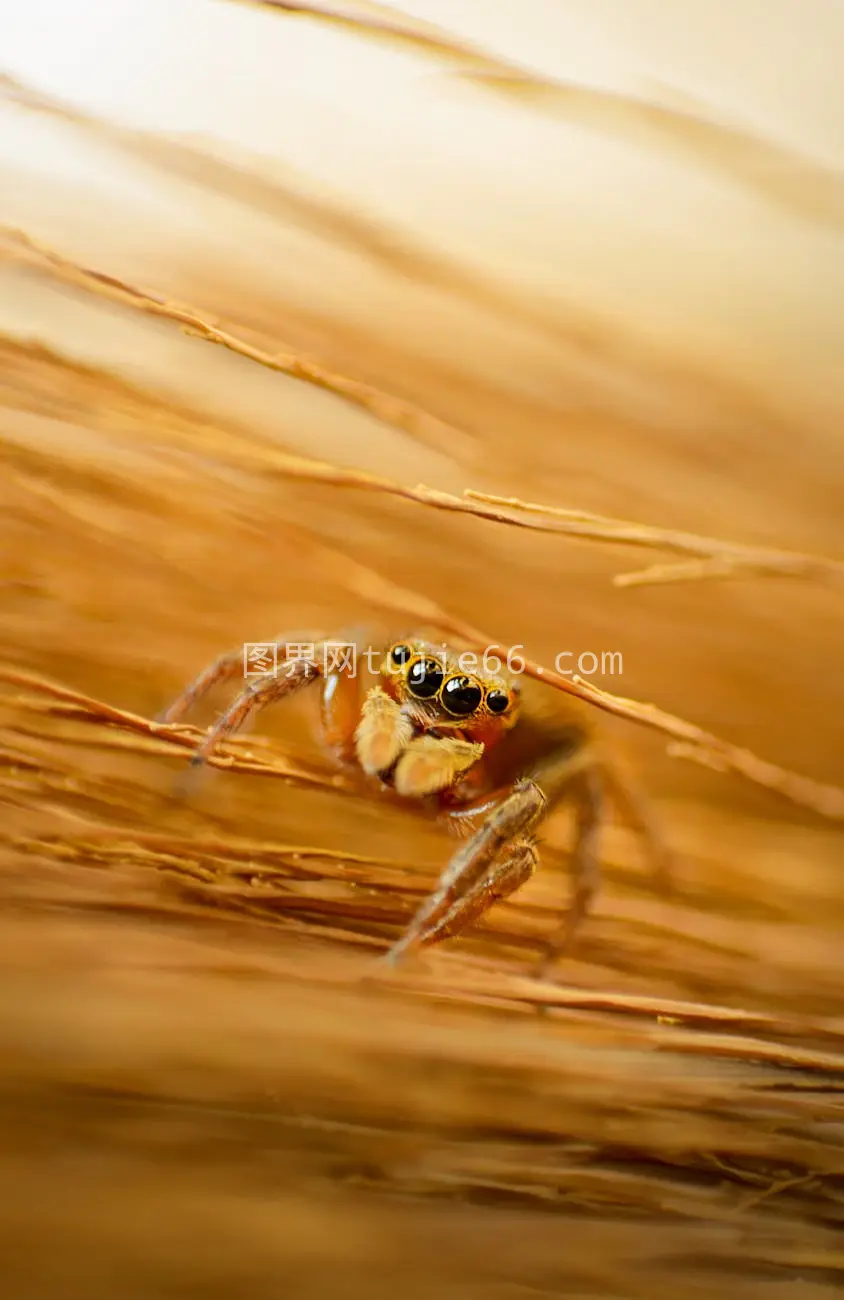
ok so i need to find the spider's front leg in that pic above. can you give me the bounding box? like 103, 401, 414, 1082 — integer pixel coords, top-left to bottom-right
186, 654, 323, 776
160, 632, 364, 786
157, 630, 323, 726
383, 735, 604, 975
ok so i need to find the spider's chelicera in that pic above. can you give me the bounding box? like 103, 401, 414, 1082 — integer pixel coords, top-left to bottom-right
160, 631, 666, 974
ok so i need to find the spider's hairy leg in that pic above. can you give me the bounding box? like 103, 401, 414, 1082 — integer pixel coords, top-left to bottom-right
417, 839, 539, 945
438, 786, 519, 837
188, 654, 323, 775
157, 647, 253, 725
383, 777, 546, 965
383, 735, 604, 969
186, 627, 375, 772
313, 622, 385, 764
157, 629, 323, 725
603, 757, 675, 894
533, 762, 603, 978
320, 661, 364, 765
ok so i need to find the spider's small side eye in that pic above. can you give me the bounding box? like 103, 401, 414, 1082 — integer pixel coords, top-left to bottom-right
486, 688, 510, 715
390, 643, 413, 667
407, 657, 444, 699
441, 675, 483, 717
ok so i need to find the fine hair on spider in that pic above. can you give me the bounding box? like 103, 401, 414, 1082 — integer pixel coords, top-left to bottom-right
160, 628, 672, 975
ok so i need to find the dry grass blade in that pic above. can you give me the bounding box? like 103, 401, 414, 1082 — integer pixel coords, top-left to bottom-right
0, 664, 359, 795
0, 226, 461, 453
519, 674, 844, 822
232, 0, 844, 229
3, 225, 841, 586
9, 816, 844, 1066
228, 0, 501, 65
465, 491, 844, 586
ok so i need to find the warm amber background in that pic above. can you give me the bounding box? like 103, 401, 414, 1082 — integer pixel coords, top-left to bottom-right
1, 3, 843, 1297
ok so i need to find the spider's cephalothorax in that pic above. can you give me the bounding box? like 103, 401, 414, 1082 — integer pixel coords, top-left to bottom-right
354, 639, 521, 801
160, 630, 669, 974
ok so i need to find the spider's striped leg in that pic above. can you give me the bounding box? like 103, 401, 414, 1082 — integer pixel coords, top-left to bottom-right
383, 738, 605, 969
187, 654, 323, 775
412, 838, 538, 946
157, 629, 323, 725
603, 757, 676, 894
533, 764, 603, 978
383, 777, 546, 965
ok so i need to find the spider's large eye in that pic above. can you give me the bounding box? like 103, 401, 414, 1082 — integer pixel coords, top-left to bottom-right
486, 688, 510, 715
441, 675, 483, 717
407, 657, 443, 699
390, 643, 413, 667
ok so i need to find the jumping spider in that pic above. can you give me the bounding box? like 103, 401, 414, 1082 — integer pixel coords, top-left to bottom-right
161, 632, 669, 975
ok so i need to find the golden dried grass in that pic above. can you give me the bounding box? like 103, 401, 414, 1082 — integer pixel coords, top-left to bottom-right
1, 14, 844, 1298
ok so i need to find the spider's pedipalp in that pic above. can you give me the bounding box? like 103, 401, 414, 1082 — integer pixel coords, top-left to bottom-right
393, 734, 485, 798
354, 686, 414, 777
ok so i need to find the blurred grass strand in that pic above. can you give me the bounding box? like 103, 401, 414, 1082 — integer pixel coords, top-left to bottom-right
233, 0, 844, 229
3, 224, 843, 591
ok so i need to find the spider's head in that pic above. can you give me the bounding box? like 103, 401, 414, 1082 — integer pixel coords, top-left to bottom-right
380, 639, 520, 744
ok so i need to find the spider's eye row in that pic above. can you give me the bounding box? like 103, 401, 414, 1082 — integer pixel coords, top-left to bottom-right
441, 675, 483, 717
390, 643, 413, 667
486, 688, 510, 715
407, 657, 444, 699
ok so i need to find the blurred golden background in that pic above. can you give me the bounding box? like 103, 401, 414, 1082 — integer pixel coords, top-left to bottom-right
1, 2, 843, 1297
